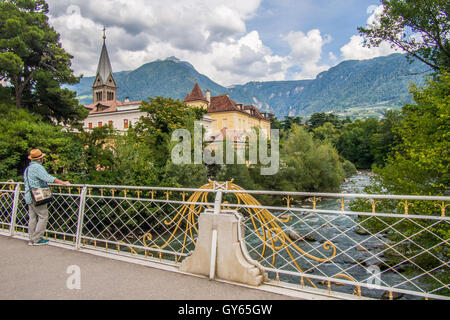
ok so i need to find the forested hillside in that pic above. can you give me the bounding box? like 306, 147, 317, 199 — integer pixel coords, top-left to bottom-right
70, 54, 428, 119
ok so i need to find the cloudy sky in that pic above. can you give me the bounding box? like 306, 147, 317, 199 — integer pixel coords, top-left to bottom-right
46, 0, 398, 87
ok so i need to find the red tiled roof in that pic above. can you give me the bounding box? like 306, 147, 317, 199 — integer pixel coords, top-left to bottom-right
208, 95, 268, 121
209, 95, 240, 113
84, 101, 119, 114
84, 99, 142, 115
121, 100, 143, 106
184, 83, 208, 103
243, 105, 264, 119
184, 83, 269, 121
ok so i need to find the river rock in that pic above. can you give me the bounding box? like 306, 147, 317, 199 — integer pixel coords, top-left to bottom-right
287, 229, 317, 242
288, 230, 303, 242
304, 234, 316, 242
393, 264, 410, 273
355, 229, 370, 236
318, 280, 344, 286
382, 291, 404, 300
363, 259, 388, 269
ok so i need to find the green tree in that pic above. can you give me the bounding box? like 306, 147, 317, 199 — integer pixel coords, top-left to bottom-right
281, 116, 303, 132
0, 0, 86, 123
73, 125, 117, 184
134, 97, 206, 169
116, 96, 208, 187
373, 73, 449, 195
279, 125, 345, 192
337, 118, 380, 169
313, 122, 341, 145
0, 100, 82, 181
351, 74, 449, 295
307, 112, 350, 130
358, 0, 450, 73
370, 110, 403, 166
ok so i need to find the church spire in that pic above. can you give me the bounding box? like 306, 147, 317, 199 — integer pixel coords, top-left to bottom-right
92, 28, 117, 104
96, 28, 114, 85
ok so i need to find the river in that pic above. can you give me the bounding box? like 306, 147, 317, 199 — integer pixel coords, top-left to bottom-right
245, 170, 427, 300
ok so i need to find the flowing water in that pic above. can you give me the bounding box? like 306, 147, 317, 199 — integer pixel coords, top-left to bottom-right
245, 171, 428, 300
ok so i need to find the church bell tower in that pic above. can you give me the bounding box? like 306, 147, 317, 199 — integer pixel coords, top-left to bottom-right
92, 28, 117, 104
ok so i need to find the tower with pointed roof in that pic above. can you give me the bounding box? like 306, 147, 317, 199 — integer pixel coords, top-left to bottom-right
184, 83, 209, 110
184, 83, 272, 141
92, 28, 117, 104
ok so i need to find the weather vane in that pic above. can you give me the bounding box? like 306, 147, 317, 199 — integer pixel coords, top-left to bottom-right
103, 26, 106, 40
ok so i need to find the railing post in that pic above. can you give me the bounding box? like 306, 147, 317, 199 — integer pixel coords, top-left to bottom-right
213, 190, 222, 215
209, 190, 222, 280
75, 186, 88, 250
209, 229, 218, 280
9, 184, 21, 237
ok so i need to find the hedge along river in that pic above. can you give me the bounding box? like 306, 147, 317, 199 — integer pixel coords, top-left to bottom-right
243, 170, 430, 300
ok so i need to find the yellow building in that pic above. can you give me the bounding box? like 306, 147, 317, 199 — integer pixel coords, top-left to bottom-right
184, 83, 272, 141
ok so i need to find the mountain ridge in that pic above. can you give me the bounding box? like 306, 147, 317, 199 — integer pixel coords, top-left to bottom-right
69, 53, 429, 119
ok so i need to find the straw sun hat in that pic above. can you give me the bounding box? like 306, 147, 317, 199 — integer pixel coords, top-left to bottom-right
28, 149, 46, 161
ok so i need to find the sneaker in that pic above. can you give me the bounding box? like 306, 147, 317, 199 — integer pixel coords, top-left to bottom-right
34, 239, 49, 246
28, 241, 34, 246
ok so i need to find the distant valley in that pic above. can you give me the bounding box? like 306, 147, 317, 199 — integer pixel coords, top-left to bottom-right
69, 54, 429, 119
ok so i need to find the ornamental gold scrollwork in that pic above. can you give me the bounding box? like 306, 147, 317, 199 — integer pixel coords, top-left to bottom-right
117, 240, 137, 255
306, 196, 322, 210
226, 183, 339, 289
331, 274, 362, 296
435, 201, 449, 217
140, 180, 342, 290
0, 180, 15, 198
141, 182, 213, 262
366, 199, 381, 214
398, 200, 414, 215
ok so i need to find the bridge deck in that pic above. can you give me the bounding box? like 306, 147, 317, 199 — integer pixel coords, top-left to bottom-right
0, 236, 340, 300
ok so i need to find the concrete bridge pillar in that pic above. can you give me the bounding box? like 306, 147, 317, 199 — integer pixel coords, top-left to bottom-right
180, 209, 265, 286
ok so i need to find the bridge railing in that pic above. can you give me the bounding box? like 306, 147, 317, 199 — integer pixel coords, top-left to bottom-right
0, 182, 215, 265
0, 181, 448, 300
221, 189, 450, 300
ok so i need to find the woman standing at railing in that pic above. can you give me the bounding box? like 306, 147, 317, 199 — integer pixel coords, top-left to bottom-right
23, 149, 70, 246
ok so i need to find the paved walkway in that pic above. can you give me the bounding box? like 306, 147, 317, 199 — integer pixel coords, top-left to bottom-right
0, 236, 301, 300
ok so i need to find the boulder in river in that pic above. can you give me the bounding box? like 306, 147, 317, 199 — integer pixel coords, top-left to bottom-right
382, 291, 404, 300
304, 235, 316, 242
355, 229, 371, 236
287, 230, 316, 242
288, 230, 304, 242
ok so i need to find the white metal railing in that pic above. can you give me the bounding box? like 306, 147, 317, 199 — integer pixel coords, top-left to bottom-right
220, 188, 450, 300
0, 182, 214, 264
0, 181, 448, 300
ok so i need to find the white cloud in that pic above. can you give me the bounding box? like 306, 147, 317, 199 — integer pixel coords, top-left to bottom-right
283, 29, 332, 79
46, 0, 266, 85
45, 0, 338, 85
190, 31, 289, 85
340, 35, 397, 61
329, 52, 337, 62
366, 4, 384, 29
340, 5, 398, 61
